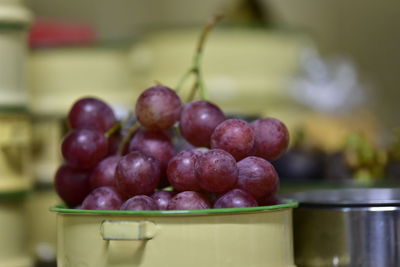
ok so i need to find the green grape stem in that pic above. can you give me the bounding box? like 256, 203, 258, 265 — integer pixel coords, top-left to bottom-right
175, 14, 224, 102
105, 122, 122, 138
117, 122, 140, 155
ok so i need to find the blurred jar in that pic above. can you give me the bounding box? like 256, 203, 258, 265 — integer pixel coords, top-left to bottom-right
27, 20, 137, 265
25, 186, 58, 266
0, 192, 32, 267
28, 44, 137, 183
128, 28, 308, 115
0, 109, 32, 192
30, 116, 64, 185
0, 1, 33, 266
0, 0, 32, 192
26, 18, 138, 114
28, 45, 136, 117
28, 20, 137, 184
0, 109, 33, 267
0, 0, 31, 106
129, 27, 381, 182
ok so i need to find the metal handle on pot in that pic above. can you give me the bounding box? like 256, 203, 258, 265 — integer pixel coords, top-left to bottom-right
101, 220, 157, 241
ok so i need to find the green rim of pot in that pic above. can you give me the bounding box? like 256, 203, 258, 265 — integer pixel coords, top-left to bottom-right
0, 190, 30, 201
50, 199, 298, 216
0, 23, 28, 30
0, 105, 28, 113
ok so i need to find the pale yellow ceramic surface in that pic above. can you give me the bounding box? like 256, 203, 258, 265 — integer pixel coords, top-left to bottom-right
0, 0, 31, 106
28, 47, 136, 116
26, 189, 58, 263
31, 117, 63, 184
129, 29, 308, 115
0, 199, 33, 267
54, 205, 296, 267
0, 112, 32, 192
0, 0, 32, 24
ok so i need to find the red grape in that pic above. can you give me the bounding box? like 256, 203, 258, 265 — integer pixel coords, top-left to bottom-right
211, 119, 254, 161
135, 85, 182, 131
167, 191, 210, 210
61, 129, 108, 169
236, 156, 279, 201
129, 128, 174, 187
81, 186, 123, 210
179, 100, 225, 147
151, 190, 175, 210
68, 97, 116, 132
167, 149, 202, 192
120, 195, 158, 211
214, 189, 258, 208
115, 151, 161, 198
89, 155, 121, 190
195, 149, 238, 193
54, 164, 91, 207
129, 129, 174, 164
250, 118, 289, 161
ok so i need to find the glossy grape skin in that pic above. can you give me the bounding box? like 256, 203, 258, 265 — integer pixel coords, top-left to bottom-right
167, 191, 210, 210
54, 164, 91, 207
179, 100, 225, 147
151, 190, 175, 210
61, 129, 108, 169
120, 195, 158, 211
214, 189, 258, 208
115, 151, 161, 198
81, 186, 123, 210
68, 97, 117, 132
211, 119, 255, 161
129, 129, 174, 164
236, 156, 279, 202
135, 85, 182, 131
250, 118, 289, 161
195, 149, 238, 193
89, 155, 121, 190
167, 149, 202, 192
129, 128, 174, 187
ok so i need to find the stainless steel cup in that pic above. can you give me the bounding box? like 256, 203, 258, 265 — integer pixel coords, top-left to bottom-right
290, 188, 400, 267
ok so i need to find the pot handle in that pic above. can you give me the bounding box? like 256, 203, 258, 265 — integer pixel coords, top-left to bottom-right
100, 220, 157, 241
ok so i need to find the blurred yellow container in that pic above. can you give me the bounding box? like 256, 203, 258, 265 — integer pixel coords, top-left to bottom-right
31, 116, 64, 184
28, 46, 136, 116
0, 109, 32, 192
0, 0, 31, 106
52, 201, 297, 267
26, 188, 58, 264
129, 29, 308, 115
0, 192, 33, 267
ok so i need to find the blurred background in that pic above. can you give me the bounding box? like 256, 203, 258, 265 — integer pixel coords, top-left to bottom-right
0, 0, 400, 266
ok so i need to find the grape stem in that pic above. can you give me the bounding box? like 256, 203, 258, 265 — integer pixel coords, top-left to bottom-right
175, 14, 224, 102
105, 122, 121, 138
117, 122, 140, 155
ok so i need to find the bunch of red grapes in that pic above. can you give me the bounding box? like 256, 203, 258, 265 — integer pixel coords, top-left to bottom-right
55, 85, 289, 211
